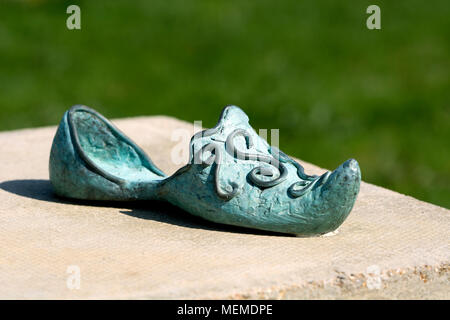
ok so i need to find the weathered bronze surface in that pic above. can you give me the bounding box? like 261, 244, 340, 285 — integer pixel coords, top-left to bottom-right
50, 105, 361, 235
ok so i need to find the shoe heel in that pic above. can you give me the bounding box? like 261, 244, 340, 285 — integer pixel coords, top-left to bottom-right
49, 105, 166, 201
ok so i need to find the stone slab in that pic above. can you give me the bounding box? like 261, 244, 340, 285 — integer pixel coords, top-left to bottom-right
0, 115, 448, 299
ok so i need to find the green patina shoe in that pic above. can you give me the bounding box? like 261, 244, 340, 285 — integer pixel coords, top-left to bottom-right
50, 105, 361, 236
49, 105, 165, 201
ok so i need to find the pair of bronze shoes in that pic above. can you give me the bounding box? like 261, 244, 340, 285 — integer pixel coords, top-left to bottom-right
50, 105, 361, 236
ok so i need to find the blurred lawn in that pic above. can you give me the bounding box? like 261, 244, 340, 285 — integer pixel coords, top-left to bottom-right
0, 0, 449, 208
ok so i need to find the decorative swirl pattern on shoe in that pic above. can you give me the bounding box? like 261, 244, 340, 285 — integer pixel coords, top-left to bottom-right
193, 142, 239, 201
289, 171, 331, 197
269, 146, 330, 198
226, 129, 288, 188
270, 147, 318, 181
190, 122, 329, 200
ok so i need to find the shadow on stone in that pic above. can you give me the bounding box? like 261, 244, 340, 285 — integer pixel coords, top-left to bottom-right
0, 179, 290, 237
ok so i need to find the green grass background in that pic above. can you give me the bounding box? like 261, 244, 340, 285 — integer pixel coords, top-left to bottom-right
0, 0, 449, 208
